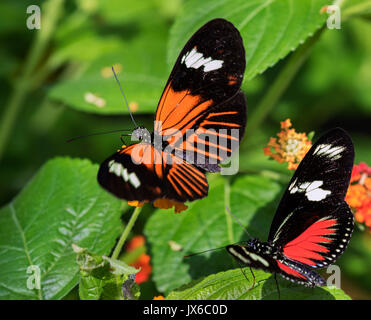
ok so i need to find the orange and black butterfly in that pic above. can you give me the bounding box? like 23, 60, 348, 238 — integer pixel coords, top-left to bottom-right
98, 19, 247, 204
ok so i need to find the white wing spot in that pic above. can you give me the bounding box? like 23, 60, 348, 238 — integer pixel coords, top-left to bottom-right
181, 48, 223, 72
289, 180, 331, 201
313, 144, 345, 160
108, 160, 141, 188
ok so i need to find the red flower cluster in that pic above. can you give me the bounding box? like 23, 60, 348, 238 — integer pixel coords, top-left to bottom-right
345, 162, 371, 230
126, 235, 152, 284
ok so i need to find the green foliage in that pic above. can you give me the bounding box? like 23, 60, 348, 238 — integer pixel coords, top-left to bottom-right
167, 268, 351, 300
168, 0, 328, 80
48, 17, 170, 114
144, 175, 282, 294
74, 244, 140, 300
0, 158, 123, 299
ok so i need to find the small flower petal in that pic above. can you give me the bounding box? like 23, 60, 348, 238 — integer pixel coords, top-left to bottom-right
153, 198, 188, 213
263, 119, 312, 170
128, 201, 146, 207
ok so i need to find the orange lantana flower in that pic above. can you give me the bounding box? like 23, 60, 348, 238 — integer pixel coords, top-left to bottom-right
153, 295, 165, 300
128, 199, 188, 213
263, 119, 312, 170
345, 162, 371, 230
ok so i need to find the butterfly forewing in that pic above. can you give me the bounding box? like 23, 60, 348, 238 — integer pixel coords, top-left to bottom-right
155, 19, 247, 171
268, 128, 354, 268
268, 128, 354, 240
98, 143, 208, 202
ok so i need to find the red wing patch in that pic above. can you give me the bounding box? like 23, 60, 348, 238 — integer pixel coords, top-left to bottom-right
282, 218, 337, 266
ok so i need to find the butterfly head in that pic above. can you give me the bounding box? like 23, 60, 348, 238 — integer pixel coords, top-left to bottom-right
132, 127, 151, 144
246, 238, 259, 249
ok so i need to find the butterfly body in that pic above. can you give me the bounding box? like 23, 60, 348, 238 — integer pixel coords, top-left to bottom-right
227, 239, 327, 287
227, 128, 355, 287
98, 19, 247, 205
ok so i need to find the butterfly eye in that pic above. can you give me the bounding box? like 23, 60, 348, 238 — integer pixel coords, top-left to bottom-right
132, 127, 151, 143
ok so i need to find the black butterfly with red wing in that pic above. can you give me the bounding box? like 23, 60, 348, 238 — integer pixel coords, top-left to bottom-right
98, 19, 247, 203
227, 128, 354, 287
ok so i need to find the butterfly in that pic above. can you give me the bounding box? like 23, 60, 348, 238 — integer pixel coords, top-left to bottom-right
226, 128, 354, 287
98, 19, 247, 204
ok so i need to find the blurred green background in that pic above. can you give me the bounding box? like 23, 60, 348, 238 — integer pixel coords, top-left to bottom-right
0, 0, 370, 299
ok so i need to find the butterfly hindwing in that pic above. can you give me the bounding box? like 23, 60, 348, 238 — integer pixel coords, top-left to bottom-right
275, 258, 326, 287
226, 244, 326, 287
177, 91, 247, 172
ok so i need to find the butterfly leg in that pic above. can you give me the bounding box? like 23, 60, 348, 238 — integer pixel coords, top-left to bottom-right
249, 267, 256, 289
238, 264, 249, 283
274, 273, 280, 300
120, 134, 127, 145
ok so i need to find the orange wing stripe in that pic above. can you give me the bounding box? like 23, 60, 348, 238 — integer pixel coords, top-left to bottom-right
156, 83, 213, 132
176, 164, 208, 187
201, 120, 241, 127
206, 111, 238, 118
167, 175, 183, 196
179, 142, 222, 161
173, 170, 204, 196
203, 129, 239, 141
169, 172, 194, 197
193, 136, 232, 152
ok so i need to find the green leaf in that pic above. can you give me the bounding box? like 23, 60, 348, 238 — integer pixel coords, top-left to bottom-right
0, 157, 123, 300
167, 268, 351, 300
79, 271, 105, 300
73, 245, 140, 300
168, 0, 328, 81
48, 18, 169, 115
144, 175, 282, 295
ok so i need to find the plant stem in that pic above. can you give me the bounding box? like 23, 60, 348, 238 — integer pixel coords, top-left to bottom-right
0, 0, 64, 161
111, 205, 143, 260
224, 177, 234, 244
242, 27, 324, 145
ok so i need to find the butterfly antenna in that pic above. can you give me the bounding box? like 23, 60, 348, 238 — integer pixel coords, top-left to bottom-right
225, 206, 252, 239
66, 129, 132, 143
184, 246, 227, 258
111, 66, 138, 128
